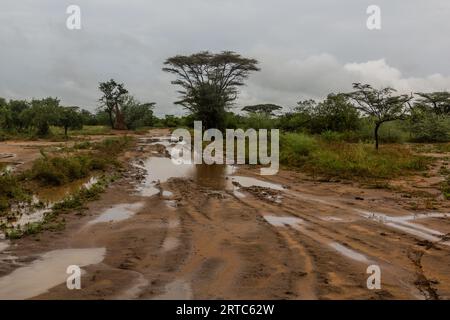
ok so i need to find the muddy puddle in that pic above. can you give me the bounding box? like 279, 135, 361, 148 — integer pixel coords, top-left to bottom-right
0, 241, 9, 252
359, 210, 450, 245
264, 215, 303, 227
135, 137, 232, 195
1, 176, 100, 231
37, 176, 99, 204
0, 248, 106, 299
328, 242, 370, 263
88, 202, 145, 224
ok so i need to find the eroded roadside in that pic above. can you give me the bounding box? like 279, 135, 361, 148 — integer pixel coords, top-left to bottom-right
1, 128, 450, 300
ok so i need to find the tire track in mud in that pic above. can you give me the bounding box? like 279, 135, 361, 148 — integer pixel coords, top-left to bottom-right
233, 180, 445, 299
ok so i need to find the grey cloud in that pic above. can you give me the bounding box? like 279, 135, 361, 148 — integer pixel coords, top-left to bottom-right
0, 0, 449, 116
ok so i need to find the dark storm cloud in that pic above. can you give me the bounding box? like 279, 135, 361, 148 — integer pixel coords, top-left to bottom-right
1, 0, 449, 115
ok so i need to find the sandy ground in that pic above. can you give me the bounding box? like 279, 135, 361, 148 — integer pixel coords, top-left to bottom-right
1, 128, 450, 300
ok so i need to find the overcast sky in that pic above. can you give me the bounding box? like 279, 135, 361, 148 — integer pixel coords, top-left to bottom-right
1, 0, 449, 115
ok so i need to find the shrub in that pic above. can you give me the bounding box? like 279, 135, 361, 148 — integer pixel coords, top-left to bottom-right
0, 174, 29, 214
280, 133, 318, 167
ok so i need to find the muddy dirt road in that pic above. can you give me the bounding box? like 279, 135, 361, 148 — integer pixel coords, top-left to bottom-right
1, 129, 450, 300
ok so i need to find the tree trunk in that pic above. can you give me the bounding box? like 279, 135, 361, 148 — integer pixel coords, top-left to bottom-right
374, 122, 381, 150
113, 106, 127, 130
64, 125, 68, 138
108, 111, 114, 129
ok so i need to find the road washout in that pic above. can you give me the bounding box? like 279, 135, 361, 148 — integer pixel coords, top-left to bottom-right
0, 128, 449, 300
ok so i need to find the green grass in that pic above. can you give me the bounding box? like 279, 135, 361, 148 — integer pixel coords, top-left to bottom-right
280, 133, 430, 180
27, 137, 131, 186
0, 136, 131, 226
50, 125, 112, 136
0, 174, 30, 214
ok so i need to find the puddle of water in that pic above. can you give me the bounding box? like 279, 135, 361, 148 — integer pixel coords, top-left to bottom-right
233, 189, 246, 198
359, 210, 450, 245
153, 279, 193, 300
321, 216, 344, 222
329, 242, 370, 263
231, 176, 284, 191
37, 176, 99, 204
0, 241, 9, 252
162, 190, 173, 197
263, 215, 303, 228
135, 157, 195, 197
161, 236, 179, 252
0, 248, 106, 299
88, 202, 145, 224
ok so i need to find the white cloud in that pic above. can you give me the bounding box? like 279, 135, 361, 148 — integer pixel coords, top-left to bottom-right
237, 53, 450, 110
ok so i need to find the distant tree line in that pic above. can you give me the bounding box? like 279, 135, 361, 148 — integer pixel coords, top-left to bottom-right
1, 50, 450, 150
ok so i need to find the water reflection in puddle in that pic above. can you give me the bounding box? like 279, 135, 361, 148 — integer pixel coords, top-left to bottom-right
88, 202, 145, 224
37, 176, 99, 204
0, 248, 106, 299
329, 242, 369, 263
2, 176, 100, 229
162, 190, 173, 197
230, 176, 284, 191
264, 215, 303, 227
359, 210, 450, 245
134, 157, 195, 197
0, 241, 9, 252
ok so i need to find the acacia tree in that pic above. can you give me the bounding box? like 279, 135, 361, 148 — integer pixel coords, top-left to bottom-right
162, 51, 260, 129
242, 104, 282, 116
98, 79, 128, 130
57, 106, 83, 138
346, 83, 412, 150
415, 92, 450, 115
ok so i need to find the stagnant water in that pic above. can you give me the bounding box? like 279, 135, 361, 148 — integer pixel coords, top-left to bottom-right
88, 202, 145, 225
0, 248, 106, 299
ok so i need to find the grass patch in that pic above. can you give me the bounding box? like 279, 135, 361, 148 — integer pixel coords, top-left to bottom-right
0, 174, 30, 215
27, 137, 131, 186
50, 125, 112, 137
280, 133, 430, 180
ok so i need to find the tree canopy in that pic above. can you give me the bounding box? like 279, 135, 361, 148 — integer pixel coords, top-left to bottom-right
98, 79, 129, 130
242, 104, 282, 116
163, 51, 260, 129
346, 83, 412, 149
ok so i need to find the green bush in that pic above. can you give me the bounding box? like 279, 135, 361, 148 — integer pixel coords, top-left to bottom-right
31, 155, 91, 185
0, 174, 29, 214
280, 133, 318, 167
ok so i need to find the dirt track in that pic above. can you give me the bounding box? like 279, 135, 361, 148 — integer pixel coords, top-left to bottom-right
1, 129, 450, 300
